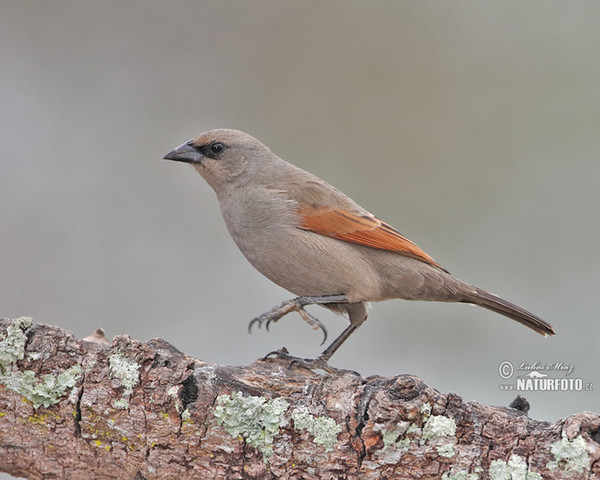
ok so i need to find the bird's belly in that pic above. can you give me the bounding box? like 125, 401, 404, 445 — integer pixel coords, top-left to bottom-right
230, 226, 381, 301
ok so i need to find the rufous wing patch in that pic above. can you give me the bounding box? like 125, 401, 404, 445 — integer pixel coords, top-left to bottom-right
298, 205, 448, 272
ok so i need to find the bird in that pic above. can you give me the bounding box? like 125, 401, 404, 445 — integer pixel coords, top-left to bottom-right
164, 129, 555, 369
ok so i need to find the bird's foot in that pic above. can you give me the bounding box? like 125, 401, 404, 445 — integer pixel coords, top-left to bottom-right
262, 348, 333, 373
262, 348, 358, 375
297, 308, 328, 345
289, 355, 336, 373
262, 346, 294, 362
248, 296, 341, 345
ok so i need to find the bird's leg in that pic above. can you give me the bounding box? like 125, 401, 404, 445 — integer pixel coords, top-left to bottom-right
256, 299, 368, 372
248, 294, 348, 346
292, 303, 368, 370
279, 324, 363, 373
263, 345, 360, 375
317, 324, 359, 363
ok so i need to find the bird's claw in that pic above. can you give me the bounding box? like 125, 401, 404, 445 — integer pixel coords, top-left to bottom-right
248, 297, 328, 345
261, 348, 334, 373
248, 298, 297, 333
262, 346, 292, 361
261, 349, 361, 375
247, 314, 266, 333
247, 313, 282, 333
288, 355, 336, 373
297, 308, 328, 345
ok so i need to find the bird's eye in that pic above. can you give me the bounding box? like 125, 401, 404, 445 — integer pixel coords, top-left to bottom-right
209, 142, 225, 154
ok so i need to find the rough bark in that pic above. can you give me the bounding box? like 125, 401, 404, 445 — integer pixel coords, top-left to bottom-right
0, 318, 598, 480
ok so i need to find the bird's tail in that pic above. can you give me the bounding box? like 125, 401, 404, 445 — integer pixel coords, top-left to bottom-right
462, 287, 556, 336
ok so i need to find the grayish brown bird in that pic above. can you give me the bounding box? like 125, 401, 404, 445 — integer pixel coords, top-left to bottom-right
164, 129, 555, 369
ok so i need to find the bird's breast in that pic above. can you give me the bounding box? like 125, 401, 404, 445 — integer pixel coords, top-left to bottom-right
216, 187, 382, 300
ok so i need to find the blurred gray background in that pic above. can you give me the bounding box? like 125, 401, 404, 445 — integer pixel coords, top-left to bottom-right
1, 2, 599, 457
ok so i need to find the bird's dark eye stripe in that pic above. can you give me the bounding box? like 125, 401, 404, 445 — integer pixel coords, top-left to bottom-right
210, 142, 225, 153
187, 141, 203, 152
195, 141, 226, 157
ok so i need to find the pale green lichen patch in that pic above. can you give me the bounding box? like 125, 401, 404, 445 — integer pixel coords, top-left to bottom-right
377, 437, 412, 464
437, 443, 455, 458
112, 398, 129, 410
490, 455, 542, 480
0, 317, 32, 366
213, 392, 289, 460
375, 422, 412, 464
2, 365, 81, 409
422, 415, 456, 440
547, 433, 590, 473
27, 351, 42, 361
290, 407, 341, 452
167, 385, 184, 413
0, 317, 81, 408
422, 414, 457, 458
382, 424, 406, 447
420, 402, 432, 417
378, 410, 457, 463
181, 408, 191, 422
406, 422, 421, 435
108, 353, 140, 394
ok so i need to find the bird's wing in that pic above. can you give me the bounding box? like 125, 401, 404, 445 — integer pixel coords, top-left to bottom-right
298, 204, 448, 272
272, 175, 448, 272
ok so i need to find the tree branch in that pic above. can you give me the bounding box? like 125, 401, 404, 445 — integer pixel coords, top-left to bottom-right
0, 318, 598, 479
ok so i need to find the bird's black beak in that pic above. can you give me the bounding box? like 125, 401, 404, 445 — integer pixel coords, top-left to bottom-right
163, 141, 204, 164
